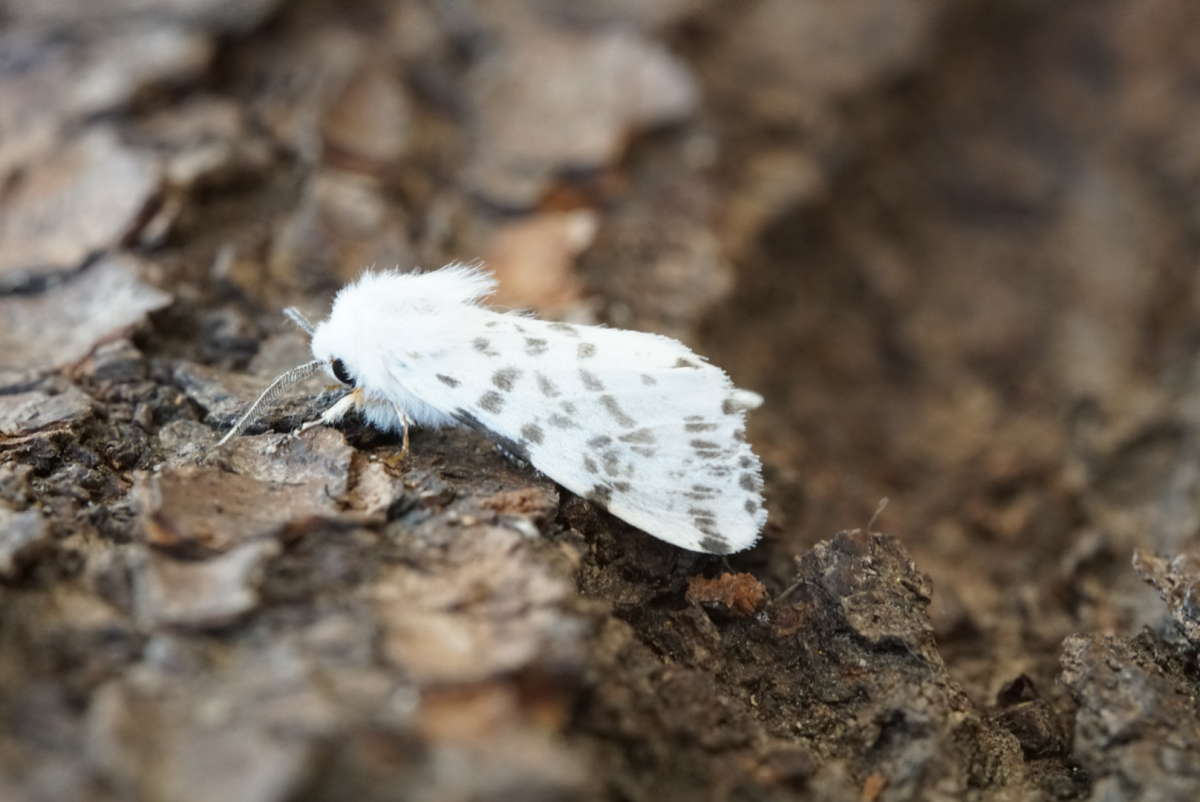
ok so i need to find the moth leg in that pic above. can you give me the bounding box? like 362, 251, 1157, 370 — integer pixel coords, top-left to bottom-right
392, 403, 414, 458
294, 388, 362, 436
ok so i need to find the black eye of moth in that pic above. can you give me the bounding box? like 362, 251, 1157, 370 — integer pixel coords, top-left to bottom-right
331, 358, 355, 387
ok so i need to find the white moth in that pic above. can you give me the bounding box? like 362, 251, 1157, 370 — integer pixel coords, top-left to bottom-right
219, 264, 766, 554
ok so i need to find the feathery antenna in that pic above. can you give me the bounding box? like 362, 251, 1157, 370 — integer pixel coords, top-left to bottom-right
213, 360, 323, 447
866, 497, 889, 532
283, 307, 316, 335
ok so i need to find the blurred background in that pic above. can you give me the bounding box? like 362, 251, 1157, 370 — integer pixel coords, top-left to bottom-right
3, 0, 1200, 800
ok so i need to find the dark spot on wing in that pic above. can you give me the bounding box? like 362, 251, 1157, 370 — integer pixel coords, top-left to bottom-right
496, 442, 528, 464
602, 450, 621, 476
583, 456, 599, 474
690, 439, 720, 450
631, 446, 655, 458
525, 337, 548, 356
536, 373, 561, 398
436, 374, 460, 388
685, 422, 718, 432
739, 456, 754, 468
674, 358, 700, 369
560, 401, 577, 415
521, 423, 544, 444
641, 374, 657, 386
484, 320, 499, 328
453, 408, 529, 462
587, 484, 614, 508
577, 342, 596, 359
613, 481, 631, 493
619, 428, 656, 444
744, 499, 758, 515
473, 337, 498, 357
740, 473, 758, 491
699, 535, 732, 554
599, 395, 635, 427
588, 435, 612, 449
492, 367, 521, 391
514, 323, 527, 333
479, 391, 504, 414
722, 398, 737, 415
548, 413, 576, 429
549, 322, 579, 337
690, 508, 720, 535
580, 369, 604, 392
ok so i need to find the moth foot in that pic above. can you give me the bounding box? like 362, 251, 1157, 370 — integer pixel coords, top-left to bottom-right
292, 418, 323, 437
378, 450, 409, 473
392, 403, 413, 460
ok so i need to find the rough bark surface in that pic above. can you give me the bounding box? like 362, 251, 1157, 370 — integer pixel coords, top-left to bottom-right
4, 1, 1200, 800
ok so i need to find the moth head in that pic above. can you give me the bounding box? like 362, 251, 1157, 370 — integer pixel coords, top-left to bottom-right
310, 340, 358, 388
309, 320, 360, 390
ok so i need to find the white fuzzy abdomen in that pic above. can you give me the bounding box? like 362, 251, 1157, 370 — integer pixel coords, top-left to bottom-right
363, 385, 459, 430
